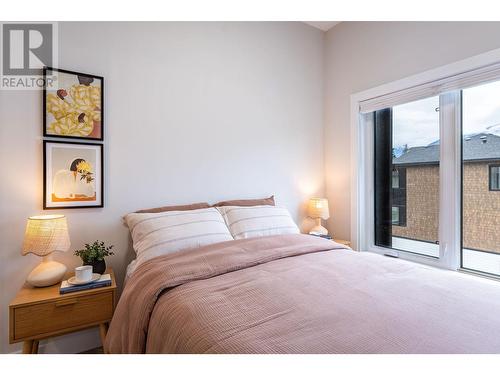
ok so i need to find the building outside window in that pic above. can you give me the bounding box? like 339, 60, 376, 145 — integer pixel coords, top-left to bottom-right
391, 133, 500, 249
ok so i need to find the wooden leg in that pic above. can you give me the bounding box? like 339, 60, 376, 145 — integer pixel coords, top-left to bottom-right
22, 340, 34, 354
31, 340, 39, 354
99, 323, 109, 346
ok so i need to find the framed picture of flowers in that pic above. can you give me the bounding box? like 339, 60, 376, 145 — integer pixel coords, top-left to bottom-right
43, 141, 104, 209
43, 67, 104, 140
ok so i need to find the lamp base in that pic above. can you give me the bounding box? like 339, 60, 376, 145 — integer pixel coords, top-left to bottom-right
309, 224, 328, 236
27, 256, 67, 287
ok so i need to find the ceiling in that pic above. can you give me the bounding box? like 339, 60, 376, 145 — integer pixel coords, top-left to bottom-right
303, 21, 340, 32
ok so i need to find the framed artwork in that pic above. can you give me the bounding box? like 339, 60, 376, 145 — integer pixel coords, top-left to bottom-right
44, 141, 104, 209
43, 67, 104, 141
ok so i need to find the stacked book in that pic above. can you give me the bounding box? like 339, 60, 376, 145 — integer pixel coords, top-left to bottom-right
309, 232, 332, 240
60, 274, 112, 294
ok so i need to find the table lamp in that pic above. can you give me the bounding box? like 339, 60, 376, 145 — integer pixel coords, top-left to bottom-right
22, 215, 71, 287
308, 198, 330, 235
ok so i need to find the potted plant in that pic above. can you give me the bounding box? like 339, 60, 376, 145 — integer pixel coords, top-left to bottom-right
74, 240, 114, 274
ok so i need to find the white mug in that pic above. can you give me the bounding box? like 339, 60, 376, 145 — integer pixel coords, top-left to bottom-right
75, 265, 93, 283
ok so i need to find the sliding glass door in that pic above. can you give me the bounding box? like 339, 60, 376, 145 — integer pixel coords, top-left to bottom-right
374, 96, 440, 257
461, 81, 500, 276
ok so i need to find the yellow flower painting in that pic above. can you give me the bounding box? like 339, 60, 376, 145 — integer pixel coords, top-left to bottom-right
44, 68, 103, 140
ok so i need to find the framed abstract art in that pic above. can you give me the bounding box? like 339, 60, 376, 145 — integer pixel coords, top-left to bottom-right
43, 67, 104, 141
43, 141, 104, 209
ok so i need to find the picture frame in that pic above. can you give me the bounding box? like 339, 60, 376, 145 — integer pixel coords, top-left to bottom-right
43, 140, 104, 209
43, 67, 104, 141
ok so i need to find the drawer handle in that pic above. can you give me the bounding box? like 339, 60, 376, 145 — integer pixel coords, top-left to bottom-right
55, 299, 78, 307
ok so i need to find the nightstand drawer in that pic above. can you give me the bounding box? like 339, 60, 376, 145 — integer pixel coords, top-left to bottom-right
12, 291, 113, 341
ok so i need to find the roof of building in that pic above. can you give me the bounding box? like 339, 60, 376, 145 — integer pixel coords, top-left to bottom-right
393, 133, 500, 165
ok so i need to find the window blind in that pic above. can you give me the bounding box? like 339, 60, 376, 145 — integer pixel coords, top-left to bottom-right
359, 61, 500, 113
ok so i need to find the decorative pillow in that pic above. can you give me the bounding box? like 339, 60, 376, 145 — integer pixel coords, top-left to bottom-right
212, 195, 275, 207
217, 205, 300, 240
124, 207, 234, 268
135, 202, 210, 213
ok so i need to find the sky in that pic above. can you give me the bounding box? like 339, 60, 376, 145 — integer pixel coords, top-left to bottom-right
392, 80, 500, 148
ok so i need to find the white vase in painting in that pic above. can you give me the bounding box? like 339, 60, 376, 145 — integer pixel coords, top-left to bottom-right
53, 158, 95, 199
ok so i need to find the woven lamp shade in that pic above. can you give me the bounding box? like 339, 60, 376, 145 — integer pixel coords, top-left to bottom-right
308, 198, 330, 220
22, 215, 71, 256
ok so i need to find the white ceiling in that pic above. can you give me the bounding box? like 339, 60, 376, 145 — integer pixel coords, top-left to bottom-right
303, 21, 340, 32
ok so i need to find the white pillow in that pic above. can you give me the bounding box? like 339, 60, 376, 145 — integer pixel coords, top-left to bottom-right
217, 205, 300, 240
124, 207, 234, 270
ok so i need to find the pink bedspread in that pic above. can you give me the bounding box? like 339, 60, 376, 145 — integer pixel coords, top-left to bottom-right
105, 234, 500, 353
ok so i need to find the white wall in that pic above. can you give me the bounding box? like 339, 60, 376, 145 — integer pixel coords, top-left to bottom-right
0, 22, 324, 353
324, 21, 500, 241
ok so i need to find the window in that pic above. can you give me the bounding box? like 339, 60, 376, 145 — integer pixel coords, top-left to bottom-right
392, 169, 400, 188
374, 97, 438, 256
490, 165, 500, 191
391, 207, 400, 224
462, 81, 500, 276
391, 167, 406, 226
356, 52, 500, 276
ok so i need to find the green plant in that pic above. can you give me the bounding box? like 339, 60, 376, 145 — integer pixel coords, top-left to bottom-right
74, 240, 114, 263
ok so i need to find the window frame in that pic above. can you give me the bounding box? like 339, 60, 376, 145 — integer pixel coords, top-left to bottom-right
489, 164, 500, 191
348, 49, 500, 271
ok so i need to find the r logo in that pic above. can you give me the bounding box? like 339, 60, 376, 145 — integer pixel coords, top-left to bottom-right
2, 23, 53, 75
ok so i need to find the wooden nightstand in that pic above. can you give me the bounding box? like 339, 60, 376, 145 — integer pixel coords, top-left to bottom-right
333, 239, 351, 248
9, 268, 116, 354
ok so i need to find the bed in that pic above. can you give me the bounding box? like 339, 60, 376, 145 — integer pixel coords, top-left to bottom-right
105, 233, 500, 354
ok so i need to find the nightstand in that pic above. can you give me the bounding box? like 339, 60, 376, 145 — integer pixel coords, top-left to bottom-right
333, 239, 352, 248
9, 268, 116, 354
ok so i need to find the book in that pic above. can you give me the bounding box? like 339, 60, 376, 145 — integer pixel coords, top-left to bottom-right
60, 273, 111, 294
308, 232, 332, 240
